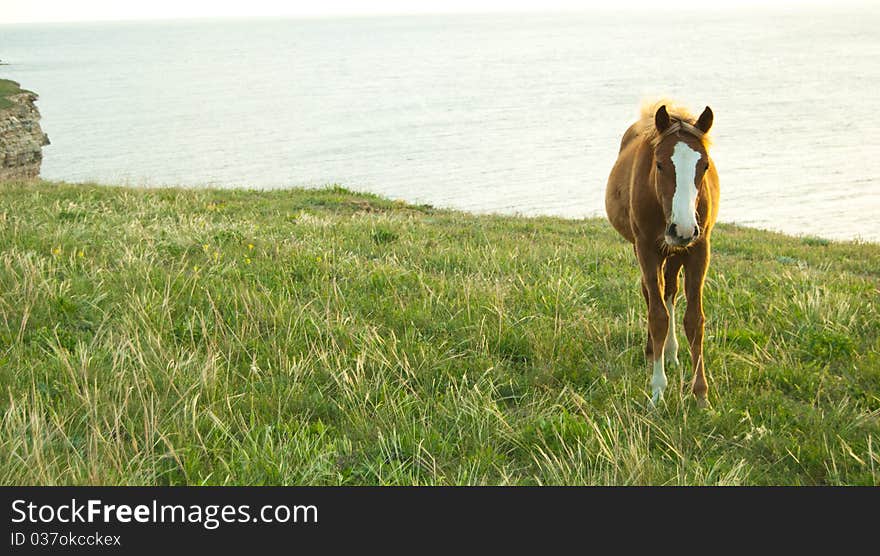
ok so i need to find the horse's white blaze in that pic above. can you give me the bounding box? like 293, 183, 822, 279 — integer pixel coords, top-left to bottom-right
670, 141, 700, 237
651, 357, 667, 406
665, 297, 679, 365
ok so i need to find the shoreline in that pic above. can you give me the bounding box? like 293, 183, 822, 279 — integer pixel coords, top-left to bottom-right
13, 178, 879, 245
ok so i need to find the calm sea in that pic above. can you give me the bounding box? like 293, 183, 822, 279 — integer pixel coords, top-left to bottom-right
2, 9, 879, 241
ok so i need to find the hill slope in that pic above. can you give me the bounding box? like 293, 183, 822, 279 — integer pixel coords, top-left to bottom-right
1, 180, 878, 485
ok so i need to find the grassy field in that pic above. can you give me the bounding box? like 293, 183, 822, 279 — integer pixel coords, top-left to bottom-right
1, 180, 878, 485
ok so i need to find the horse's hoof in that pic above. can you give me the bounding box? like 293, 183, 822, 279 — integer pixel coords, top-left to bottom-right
665, 354, 679, 367
694, 396, 710, 409
648, 390, 664, 410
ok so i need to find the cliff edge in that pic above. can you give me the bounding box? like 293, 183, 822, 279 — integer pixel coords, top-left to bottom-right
0, 79, 50, 181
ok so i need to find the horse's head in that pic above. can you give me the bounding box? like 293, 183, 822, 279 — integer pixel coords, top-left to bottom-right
651, 104, 713, 248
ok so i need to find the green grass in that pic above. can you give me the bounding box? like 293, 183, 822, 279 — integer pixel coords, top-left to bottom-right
1, 180, 878, 485
0, 79, 33, 111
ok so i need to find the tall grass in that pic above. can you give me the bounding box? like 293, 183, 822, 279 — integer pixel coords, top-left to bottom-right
0, 180, 878, 485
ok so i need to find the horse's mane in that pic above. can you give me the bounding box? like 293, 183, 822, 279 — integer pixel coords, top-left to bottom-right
637, 99, 712, 147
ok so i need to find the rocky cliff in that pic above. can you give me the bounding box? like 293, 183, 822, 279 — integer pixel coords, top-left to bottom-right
0, 80, 50, 181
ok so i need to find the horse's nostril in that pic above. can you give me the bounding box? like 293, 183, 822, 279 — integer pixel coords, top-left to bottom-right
666, 223, 677, 237
693, 226, 701, 239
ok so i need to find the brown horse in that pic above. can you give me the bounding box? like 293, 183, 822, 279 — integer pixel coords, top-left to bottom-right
605, 100, 719, 407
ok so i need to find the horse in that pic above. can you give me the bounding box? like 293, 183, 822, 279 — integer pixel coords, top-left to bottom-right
605, 100, 719, 407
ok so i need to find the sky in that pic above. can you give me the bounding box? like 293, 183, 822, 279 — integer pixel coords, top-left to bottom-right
0, 0, 863, 25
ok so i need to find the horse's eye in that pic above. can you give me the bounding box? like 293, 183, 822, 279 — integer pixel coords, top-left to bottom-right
656, 162, 662, 171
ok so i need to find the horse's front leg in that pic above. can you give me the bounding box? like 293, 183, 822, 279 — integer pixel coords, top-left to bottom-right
640, 280, 653, 360
683, 242, 710, 407
636, 244, 668, 407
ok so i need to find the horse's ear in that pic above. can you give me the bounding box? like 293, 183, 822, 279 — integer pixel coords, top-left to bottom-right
696, 106, 714, 133
655, 105, 671, 133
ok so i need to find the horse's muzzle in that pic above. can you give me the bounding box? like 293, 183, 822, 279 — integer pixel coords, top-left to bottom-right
665, 223, 700, 247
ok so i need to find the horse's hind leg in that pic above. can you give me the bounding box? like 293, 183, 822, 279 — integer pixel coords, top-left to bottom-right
663, 256, 684, 367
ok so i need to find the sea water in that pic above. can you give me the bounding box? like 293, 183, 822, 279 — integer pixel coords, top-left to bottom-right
2, 8, 878, 240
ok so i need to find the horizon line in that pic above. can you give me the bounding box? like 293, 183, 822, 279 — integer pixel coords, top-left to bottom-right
1, 2, 873, 27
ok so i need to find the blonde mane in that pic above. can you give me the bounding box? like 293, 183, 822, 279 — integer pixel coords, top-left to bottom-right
637, 99, 712, 147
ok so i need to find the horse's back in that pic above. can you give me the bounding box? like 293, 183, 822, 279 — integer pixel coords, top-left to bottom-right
605, 122, 643, 244
618, 122, 642, 153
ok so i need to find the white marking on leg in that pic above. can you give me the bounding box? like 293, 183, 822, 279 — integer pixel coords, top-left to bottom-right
670, 141, 700, 238
651, 357, 667, 407
664, 297, 679, 366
